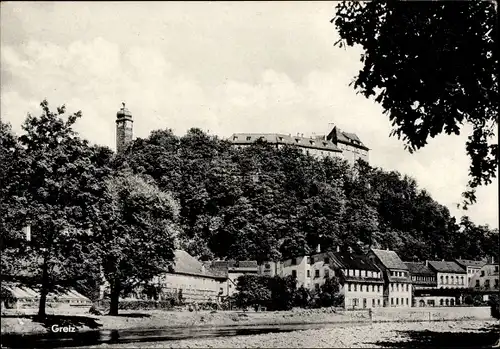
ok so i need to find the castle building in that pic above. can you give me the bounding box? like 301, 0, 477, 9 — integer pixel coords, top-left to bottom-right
116, 102, 134, 154
228, 125, 369, 165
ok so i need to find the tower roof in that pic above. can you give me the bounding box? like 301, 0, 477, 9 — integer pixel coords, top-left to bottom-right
117, 102, 132, 118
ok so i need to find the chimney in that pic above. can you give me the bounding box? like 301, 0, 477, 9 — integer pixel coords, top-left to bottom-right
491, 256, 495, 264
386, 248, 389, 251
442, 259, 444, 262
348, 246, 353, 254
336, 246, 340, 253
425, 260, 429, 267
316, 244, 321, 253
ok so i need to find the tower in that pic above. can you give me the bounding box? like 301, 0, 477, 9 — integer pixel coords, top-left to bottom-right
116, 102, 133, 154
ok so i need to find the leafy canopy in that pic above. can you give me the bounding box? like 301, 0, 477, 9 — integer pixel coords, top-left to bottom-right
333, 1, 498, 207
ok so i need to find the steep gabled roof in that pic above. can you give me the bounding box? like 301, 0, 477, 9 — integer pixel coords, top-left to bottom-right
370, 249, 408, 270
171, 250, 226, 279
404, 262, 435, 276
332, 252, 380, 272
326, 127, 369, 150
427, 260, 466, 274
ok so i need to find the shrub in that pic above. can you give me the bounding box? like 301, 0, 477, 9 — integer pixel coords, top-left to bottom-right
96, 299, 177, 311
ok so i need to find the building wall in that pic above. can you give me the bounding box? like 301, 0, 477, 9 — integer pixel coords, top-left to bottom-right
308, 256, 337, 291
469, 264, 499, 290
436, 272, 468, 288
343, 282, 384, 309
116, 119, 133, 153
387, 282, 412, 307
280, 256, 309, 287
466, 266, 483, 285
413, 296, 457, 307
150, 273, 224, 303
336, 142, 369, 164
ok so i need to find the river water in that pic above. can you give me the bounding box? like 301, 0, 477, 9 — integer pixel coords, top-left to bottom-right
0, 322, 371, 348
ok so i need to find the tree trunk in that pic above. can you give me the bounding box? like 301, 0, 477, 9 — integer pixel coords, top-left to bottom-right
109, 278, 121, 316
38, 258, 49, 318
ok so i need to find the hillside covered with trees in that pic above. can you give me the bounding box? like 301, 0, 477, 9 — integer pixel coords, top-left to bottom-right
1, 103, 498, 315
122, 127, 498, 263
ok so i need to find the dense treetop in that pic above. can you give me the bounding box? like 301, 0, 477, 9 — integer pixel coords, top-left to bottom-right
125, 128, 498, 262
333, 1, 498, 207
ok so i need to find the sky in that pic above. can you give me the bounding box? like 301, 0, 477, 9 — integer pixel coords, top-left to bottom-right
1, 1, 498, 229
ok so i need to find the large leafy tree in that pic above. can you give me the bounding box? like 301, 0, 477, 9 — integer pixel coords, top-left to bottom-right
334, 1, 498, 206
96, 170, 179, 315
4, 100, 114, 317
0, 123, 31, 282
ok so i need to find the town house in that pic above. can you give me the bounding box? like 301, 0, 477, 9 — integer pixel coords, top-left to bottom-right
469, 257, 499, 298
455, 259, 486, 285
328, 251, 384, 309
427, 260, 467, 289
404, 261, 440, 307
368, 249, 412, 307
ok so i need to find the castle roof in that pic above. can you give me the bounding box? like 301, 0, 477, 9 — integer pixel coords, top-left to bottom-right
327, 127, 369, 151
228, 133, 342, 153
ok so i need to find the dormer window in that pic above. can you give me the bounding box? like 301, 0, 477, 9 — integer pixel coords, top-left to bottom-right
310, 140, 315, 146
246, 136, 251, 141
279, 137, 284, 141
233, 136, 238, 141
295, 138, 300, 143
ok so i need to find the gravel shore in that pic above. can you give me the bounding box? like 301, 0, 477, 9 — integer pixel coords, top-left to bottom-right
94, 320, 499, 348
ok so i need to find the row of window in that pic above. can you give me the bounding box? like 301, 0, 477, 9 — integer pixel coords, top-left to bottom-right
412, 276, 435, 282
346, 269, 381, 278
479, 266, 499, 276
306, 269, 330, 278
390, 297, 410, 306
390, 283, 410, 292
391, 271, 408, 277
439, 275, 465, 285
475, 279, 499, 289
351, 298, 380, 308
347, 283, 381, 293
307, 256, 330, 265
290, 267, 380, 279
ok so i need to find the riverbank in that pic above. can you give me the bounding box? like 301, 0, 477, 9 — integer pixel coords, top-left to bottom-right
0, 306, 493, 335
90, 320, 500, 348
0, 308, 367, 334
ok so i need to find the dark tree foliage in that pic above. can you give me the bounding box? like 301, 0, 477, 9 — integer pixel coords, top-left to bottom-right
333, 1, 498, 207
1, 101, 114, 317
126, 128, 498, 263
